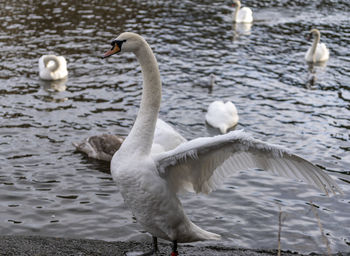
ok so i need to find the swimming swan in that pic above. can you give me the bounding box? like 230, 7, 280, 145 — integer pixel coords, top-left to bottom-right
73, 134, 124, 162
39, 55, 68, 80
102, 32, 341, 256
72, 119, 187, 161
232, 0, 253, 23
206, 101, 239, 134
305, 29, 330, 63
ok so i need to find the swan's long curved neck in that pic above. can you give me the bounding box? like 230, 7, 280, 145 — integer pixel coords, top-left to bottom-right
233, 1, 241, 22
311, 31, 320, 61
123, 42, 161, 155
44, 56, 60, 72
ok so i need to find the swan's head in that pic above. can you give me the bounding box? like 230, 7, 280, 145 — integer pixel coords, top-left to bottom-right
232, 0, 241, 7
307, 28, 320, 40
102, 32, 146, 58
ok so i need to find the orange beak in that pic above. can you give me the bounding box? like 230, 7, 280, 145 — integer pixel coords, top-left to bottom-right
102, 44, 121, 59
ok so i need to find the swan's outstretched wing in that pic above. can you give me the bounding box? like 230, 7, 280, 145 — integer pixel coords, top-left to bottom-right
154, 130, 341, 196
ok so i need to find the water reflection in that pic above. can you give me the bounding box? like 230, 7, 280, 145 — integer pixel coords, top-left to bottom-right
232, 22, 253, 40
37, 78, 68, 103
41, 77, 67, 93
306, 62, 328, 89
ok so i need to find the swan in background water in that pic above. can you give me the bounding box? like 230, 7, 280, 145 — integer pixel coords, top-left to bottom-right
210, 73, 216, 87
305, 29, 329, 63
208, 73, 216, 91
73, 134, 124, 162
73, 119, 187, 161
39, 55, 68, 80
193, 73, 216, 93
206, 101, 239, 134
102, 32, 341, 256
232, 0, 253, 23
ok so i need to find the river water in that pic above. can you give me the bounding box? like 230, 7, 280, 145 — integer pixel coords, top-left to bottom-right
0, 0, 349, 254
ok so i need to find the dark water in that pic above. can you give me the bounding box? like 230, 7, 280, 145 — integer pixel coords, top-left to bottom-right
1, 0, 349, 254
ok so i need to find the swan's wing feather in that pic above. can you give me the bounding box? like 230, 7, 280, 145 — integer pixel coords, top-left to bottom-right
154, 118, 187, 150
154, 130, 341, 196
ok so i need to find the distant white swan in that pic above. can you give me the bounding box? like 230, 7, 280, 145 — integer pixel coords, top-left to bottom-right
73, 119, 187, 161
39, 55, 68, 80
232, 0, 253, 23
102, 32, 341, 256
305, 29, 330, 63
206, 101, 239, 134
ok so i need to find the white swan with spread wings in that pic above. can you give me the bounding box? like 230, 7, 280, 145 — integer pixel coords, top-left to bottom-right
102, 32, 341, 256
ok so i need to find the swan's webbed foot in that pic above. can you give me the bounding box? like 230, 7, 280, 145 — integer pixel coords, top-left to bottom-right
124, 236, 160, 256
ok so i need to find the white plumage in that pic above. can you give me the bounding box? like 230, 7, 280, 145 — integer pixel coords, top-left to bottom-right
206, 101, 239, 134
102, 32, 341, 255
39, 55, 68, 80
151, 119, 187, 154
232, 0, 253, 23
305, 29, 330, 63
155, 130, 340, 195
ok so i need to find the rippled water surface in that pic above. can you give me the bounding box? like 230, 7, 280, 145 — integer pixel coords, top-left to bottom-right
1, 0, 349, 254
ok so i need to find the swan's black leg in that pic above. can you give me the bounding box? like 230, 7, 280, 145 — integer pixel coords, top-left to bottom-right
152, 236, 159, 253
170, 240, 178, 256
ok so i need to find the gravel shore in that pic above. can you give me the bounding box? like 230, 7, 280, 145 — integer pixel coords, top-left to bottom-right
1, 235, 340, 256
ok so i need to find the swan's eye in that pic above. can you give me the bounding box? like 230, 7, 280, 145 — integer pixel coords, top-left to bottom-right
110, 41, 117, 50
111, 40, 127, 50
103, 39, 127, 59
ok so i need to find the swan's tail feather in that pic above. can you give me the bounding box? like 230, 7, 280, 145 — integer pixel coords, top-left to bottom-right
186, 222, 221, 242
